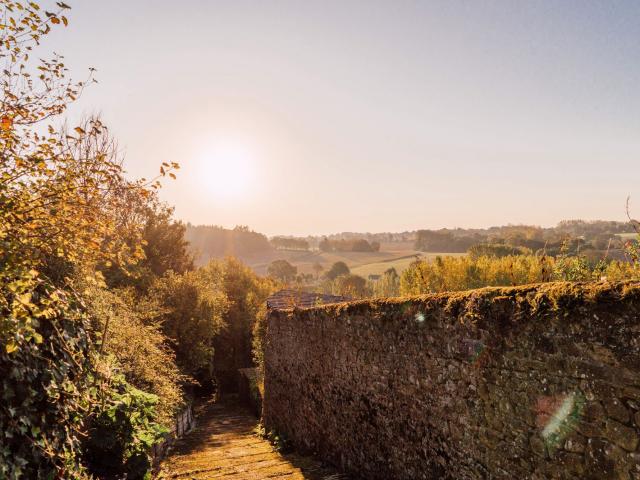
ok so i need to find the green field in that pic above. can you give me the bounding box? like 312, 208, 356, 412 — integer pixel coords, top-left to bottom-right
351, 252, 465, 277
249, 249, 403, 276
616, 233, 638, 240
249, 248, 466, 278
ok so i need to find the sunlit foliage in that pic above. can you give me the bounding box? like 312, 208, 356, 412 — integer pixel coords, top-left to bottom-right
0, 2, 177, 477
267, 259, 297, 283
369, 267, 401, 297
400, 253, 640, 295
208, 258, 277, 389
82, 284, 184, 424
151, 268, 228, 384
0, 275, 92, 478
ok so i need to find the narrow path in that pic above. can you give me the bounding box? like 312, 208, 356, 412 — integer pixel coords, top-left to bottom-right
157, 401, 348, 480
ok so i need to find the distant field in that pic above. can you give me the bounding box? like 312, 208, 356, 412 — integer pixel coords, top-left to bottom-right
379, 241, 416, 252
351, 252, 465, 277
248, 247, 466, 277
616, 233, 638, 240
191, 238, 468, 277
249, 249, 406, 276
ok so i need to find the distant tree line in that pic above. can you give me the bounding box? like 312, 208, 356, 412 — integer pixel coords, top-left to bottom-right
414, 230, 479, 253
270, 236, 310, 251
185, 225, 272, 264
415, 221, 636, 257
319, 237, 380, 252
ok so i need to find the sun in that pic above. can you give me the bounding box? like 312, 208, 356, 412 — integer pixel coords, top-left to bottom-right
196, 141, 254, 198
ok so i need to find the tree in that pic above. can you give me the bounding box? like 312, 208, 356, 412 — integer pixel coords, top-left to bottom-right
334, 274, 368, 298
150, 269, 228, 383
184, 224, 271, 265
82, 285, 183, 425
208, 258, 278, 393
319, 237, 332, 252
312, 262, 324, 279
271, 236, 309, 251
326, 261, 350, 280
467, 243, 530, 259
0, 3, 178, 476
103, 199, 195, 290
592, 233, 616, 251
371, 267, 400, 297
0, 4, 129, 477
267, 259, 298, 283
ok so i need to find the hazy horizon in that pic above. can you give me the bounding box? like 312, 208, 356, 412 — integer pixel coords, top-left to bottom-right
45, 0, 640, 236
191, 217, 635, 239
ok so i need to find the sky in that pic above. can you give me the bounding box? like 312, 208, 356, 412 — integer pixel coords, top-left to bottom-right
45, 0, 640, 236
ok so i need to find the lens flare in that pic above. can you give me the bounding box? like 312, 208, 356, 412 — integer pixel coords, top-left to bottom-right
535, 391, 585, 451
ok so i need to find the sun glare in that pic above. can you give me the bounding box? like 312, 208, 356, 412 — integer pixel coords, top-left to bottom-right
196, 141, 254, 198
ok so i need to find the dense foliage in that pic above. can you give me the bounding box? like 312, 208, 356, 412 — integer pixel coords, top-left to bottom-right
319, 237, 380, 252
399, 252, 640, 295
467, 243, 532, 259
0, 2, 189, 478
151, 268, 228, 385
0, 276, 92, 479
209, 258, 277, 392
83, 285, 184, 424
270, 236, 310, 251
82, 376, 167, 480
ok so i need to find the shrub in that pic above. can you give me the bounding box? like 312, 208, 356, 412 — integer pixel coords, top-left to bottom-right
0, 269, 92, 479
151, 269, 228, 384
207, 258, 276, 392
468, 243, 531, 259
83, 375, 168, 480
82, 284, 184, 425
400, 255, 550, 294
369, 267, 401, 297
333, 274, 368, 298
400, 253, 640, 295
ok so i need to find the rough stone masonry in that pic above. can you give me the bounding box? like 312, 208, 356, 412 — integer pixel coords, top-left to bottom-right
263, 281, 640, 479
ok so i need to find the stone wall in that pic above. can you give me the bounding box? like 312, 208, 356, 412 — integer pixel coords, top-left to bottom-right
263, 282, 640, 479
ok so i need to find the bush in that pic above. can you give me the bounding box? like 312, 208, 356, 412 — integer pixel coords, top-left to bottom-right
151, 269, 228, 384
468, 243, 531, 259
333, 274, 368, 298
369, 267, 401, 297
82, 284, 184, 425
400, 253, 640, 295
400, 255, 551, 294
0, 270, 92, 479
83, 376, 167, 480
207, 258, 276, 392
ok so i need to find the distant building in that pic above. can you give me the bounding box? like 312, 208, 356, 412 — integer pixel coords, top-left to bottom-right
266, 289, 349, 310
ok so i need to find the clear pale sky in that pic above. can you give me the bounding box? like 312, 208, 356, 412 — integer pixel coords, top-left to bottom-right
47, 0, 640, 236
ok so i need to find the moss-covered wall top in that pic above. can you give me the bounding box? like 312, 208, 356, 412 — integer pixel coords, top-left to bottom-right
263, 281, 640, 480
